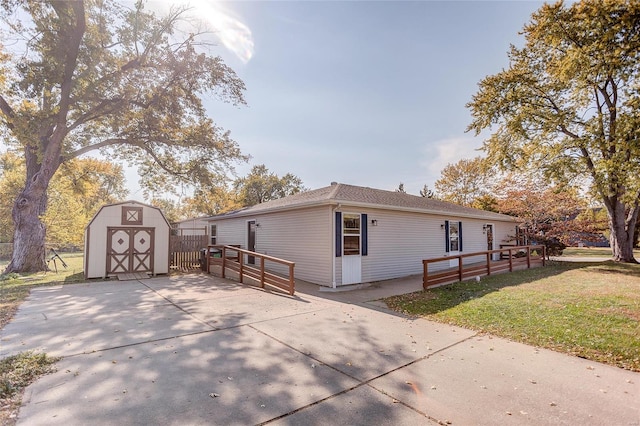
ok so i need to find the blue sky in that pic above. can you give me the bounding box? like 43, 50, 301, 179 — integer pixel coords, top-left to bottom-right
151, 1, 546, 198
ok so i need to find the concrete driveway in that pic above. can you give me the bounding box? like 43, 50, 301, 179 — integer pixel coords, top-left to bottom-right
1, 274, 638, 425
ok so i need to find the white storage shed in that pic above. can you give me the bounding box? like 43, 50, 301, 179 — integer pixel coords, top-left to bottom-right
84, 201, 171, 279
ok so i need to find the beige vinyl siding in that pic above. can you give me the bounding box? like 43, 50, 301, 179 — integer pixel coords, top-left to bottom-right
215, 219, 247, 248
174, 218, 209, 236
255, 206, 332, 285
209, 206, 333, 286
207, 204, 518, 288
360, 208, 517, 283
361, 209, 439, 283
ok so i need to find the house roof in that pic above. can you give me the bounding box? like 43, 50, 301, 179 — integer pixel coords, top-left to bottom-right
209, 183, 519, 222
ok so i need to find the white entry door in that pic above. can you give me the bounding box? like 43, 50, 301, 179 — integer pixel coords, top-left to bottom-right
341, 213, 362, 285
447, 221, 461, 268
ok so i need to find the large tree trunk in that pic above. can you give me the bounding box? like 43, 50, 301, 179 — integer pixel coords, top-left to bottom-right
607, 200, 639, 263
5, 189, 48, 273
4, 145, 58, 274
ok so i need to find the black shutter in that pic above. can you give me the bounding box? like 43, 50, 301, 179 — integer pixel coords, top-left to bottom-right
459, 221, 463, 252
361, 214, 368, 256
335, 211, 342, 257
444, 220, 450, 252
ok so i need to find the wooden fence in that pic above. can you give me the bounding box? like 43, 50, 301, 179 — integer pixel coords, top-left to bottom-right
206, 245, 295, 295
170, 235, 209, 271
423, 245, 545, 289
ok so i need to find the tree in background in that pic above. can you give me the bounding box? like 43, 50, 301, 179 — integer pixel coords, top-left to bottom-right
493, 175, 588, 254
0, 1, 246, 272
181, 185, 241, 217
0, 152, 128, 248
151, 166, 306, 221
234, 165, 306, 207
467, 1, 640, 262
419, 184, 435, 198
434, 157, 495, 208
0, 152, 24, 243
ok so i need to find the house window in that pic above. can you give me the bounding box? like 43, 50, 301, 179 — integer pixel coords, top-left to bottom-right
343, 213, 360, 256
210, 224, 217, 245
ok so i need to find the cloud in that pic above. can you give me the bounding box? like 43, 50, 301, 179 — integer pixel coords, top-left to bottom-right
420, 136, 484, 182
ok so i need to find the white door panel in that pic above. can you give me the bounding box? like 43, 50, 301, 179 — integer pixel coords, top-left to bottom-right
342, 255, 362, 285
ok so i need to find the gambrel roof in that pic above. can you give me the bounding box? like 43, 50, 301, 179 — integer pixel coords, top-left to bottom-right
209, 183, 519, 222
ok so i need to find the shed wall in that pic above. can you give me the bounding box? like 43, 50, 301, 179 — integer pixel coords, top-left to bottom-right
85, 203, 170, 279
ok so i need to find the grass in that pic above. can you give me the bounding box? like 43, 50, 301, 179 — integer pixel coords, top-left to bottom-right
0, 351, 60, 424
0, 351, 60, 399
385, 261, 640, 372
561, 247, 640, 258
0, 252, 86, 330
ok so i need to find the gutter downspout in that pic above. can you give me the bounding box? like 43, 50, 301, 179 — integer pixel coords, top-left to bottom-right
331, 203, 342, 289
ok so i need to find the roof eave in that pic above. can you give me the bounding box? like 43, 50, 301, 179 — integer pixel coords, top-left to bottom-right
207, 199, 519, 223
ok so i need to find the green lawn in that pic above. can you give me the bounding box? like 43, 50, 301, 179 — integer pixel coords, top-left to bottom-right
0, 252, 86, 329
561, 246, 640, 258
385, 261, 640, 372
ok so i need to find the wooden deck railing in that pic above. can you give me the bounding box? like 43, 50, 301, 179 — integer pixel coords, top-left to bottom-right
206, 245, 295, 295
423, 245, 545, 289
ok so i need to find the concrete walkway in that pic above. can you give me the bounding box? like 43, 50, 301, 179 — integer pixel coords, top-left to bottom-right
1, 274, 638, 425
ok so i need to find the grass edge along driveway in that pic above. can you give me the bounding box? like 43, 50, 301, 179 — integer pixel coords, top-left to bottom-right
384, 261, 640, 372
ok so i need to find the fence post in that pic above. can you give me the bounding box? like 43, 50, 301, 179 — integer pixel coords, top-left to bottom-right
458, 256, 463, 282
206, 247, 210, 274
423, 260, 428, 289
222, 246, 226, 279
526, 246, 531, 269
509, 248, 513, 272
239, 250, 244, 284
260, 257, 265, 289
486, 252, 491, 276
289, 264, 295, 295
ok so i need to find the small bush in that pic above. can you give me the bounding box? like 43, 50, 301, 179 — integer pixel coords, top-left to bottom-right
0, 273, 20, 282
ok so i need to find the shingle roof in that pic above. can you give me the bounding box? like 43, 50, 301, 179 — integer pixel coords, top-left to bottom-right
210, 183, 519, 222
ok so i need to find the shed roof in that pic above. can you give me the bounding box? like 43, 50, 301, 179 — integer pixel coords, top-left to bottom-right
209, 183, 519, 222
86, 200, 171, 230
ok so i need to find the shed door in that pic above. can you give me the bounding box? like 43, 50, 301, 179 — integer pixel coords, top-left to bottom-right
107, 227, 154, 275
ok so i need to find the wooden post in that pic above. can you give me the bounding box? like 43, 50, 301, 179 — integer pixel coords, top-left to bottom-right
526, 246, 531, 269
509, 248, 513, 272
423, 261, 428, 289
458, 256, 463, 282
206, 247, 210, 273
239, 250, 244, 283
260, 257, 265, 289
542, 245, 546, 266
222, 246, 227, 279
289, 264, 295, 295
486, 252, 491, 276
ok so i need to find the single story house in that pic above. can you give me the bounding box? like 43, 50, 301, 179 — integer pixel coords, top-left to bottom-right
207, 182, 521, 288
